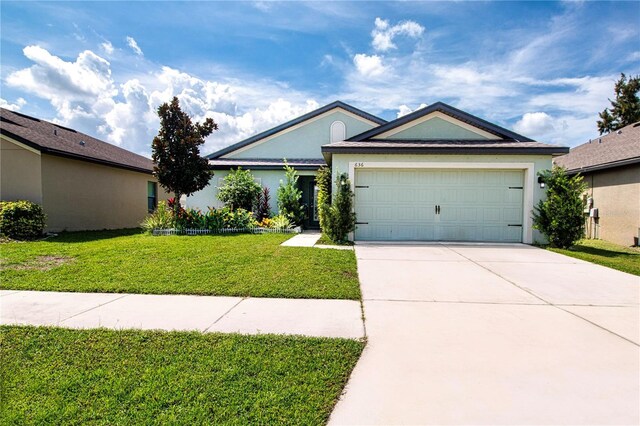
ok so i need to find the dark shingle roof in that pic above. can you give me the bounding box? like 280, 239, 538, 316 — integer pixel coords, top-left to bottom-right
0, 108, 154, 173
208, 158, 325, 170
554, 122, 640, 173
207, 101, 386, 159
322, 139, 569, 157
347, 102, 535, 142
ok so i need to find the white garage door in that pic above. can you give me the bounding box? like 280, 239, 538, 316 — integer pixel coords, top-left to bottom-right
354, 169, 524, 242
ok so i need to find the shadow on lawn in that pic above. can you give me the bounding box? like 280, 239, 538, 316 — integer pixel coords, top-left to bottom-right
42, 228, 272, 244
568, 244, 640, 260
43, 228, 143, 243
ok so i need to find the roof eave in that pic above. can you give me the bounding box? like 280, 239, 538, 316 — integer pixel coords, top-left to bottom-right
321, 146, 570, 156
347, 101, 534, 142
1, 129, 153, 174
562, 157, 640, 175
206, 101, 386, 159
209, 164, 322, 171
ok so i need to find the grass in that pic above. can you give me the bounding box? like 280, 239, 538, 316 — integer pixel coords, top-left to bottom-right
0, 325, 364, 425
548, 239, 640, 276
0, 229, 361, 299
316, 234, 354, 246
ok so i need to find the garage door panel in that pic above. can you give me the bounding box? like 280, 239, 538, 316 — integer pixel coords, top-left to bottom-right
483, 208, 501, 222
503, 207, 522, 223
355, 168, 524, 242
504, 226, 523, 241
458, 207, 480, 222
459, 188, 480, 203
503, 171, 524, 186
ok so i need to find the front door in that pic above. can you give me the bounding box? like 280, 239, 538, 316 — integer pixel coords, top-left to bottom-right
300, 176, 320, 229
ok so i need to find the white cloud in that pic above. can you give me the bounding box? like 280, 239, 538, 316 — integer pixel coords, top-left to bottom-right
371, 17, 424, 51
513, 112, 556, 136
126, 36, 143, 56
6, 45, 116, 104
353, 53, 386, 78
101, 41, 114, 55
5, 45, 321, 156
397, 103, 427, 118
0, 97, 27, 111
252, 1, 272, 12
628, 51, 640, 61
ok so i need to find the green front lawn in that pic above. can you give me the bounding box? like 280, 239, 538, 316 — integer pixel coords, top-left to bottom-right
0, 230, 361, 299
548, 239, 640, 276
0, 326, 364, 425
316, 233, 355, 246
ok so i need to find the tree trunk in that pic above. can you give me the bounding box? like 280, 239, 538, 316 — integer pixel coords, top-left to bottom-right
174, 192, 182, 217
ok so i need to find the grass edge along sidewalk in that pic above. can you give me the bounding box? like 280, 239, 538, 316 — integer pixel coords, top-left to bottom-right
0, 325, 365, 425
0, 229, 361, 300
548, 239, 640, 276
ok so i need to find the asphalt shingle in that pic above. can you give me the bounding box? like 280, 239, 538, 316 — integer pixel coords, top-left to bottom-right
554, 122, 640, 172
1, 108, 154, 173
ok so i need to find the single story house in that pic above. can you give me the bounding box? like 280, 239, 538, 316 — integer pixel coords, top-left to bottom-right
188, 101, 568, 243
554, 122, 640, 247
0, 107, 169, 232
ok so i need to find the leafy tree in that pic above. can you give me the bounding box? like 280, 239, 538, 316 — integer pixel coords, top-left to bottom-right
315, 166, 332, 231
532, 166, 587, 248
321, 173, 356, 244
597, 73, 640, 134
152, 97, 217, 215
277, 161, 305, 225
255, 187, 272, 221
218, 168, 261, 211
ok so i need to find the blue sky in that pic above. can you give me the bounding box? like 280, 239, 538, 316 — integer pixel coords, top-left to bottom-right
1, 1, 639, 156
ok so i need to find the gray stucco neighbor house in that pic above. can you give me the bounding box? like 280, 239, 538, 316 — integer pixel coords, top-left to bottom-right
187, 101, 568, 243
554, 122, 640, 247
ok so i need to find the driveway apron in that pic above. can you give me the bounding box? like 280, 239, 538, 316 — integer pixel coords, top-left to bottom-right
330, 243, 640, 425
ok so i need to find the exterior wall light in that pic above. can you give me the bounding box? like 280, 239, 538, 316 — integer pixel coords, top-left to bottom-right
538, 176, 545, 188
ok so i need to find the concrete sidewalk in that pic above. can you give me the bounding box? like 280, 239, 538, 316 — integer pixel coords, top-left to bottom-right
0, 290, 364, 339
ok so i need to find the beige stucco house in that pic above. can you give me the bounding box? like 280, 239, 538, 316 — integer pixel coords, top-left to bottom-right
0, 108, 168, 232
554, 122, 640, 247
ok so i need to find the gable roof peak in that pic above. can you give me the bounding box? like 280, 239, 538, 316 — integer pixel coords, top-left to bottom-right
207, 100, 386, 159
348, 101, 534, 142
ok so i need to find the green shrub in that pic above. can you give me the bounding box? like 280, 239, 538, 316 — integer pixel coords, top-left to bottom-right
321, 173, 356, 244
175, 208, 208, 230
141, 201, 174, 233
203, 207, 226, 231
0, 200, 46, 240
224, 208, 257, 229
532, 166, 588, 248
315, 166, 332, 231
271, 214, 293, 229
277, 161, 305, 225
218, 168, 262, 211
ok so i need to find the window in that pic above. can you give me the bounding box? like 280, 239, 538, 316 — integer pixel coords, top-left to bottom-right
313, 185, 319, 221
147, 181, 157, 212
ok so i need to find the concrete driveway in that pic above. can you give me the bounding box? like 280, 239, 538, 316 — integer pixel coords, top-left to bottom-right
330, 243, 640, 425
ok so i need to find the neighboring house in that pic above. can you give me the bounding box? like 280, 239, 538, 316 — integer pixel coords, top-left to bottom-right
0, 108, 168, 232
554, 122, 640, 247
189, 101, 568, 243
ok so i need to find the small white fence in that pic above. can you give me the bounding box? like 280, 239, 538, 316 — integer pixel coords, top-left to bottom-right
152, 227, 302, 236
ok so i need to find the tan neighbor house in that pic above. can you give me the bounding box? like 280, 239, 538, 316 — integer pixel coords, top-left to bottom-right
0, 107, 169, 232
554, 122, 640, 247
